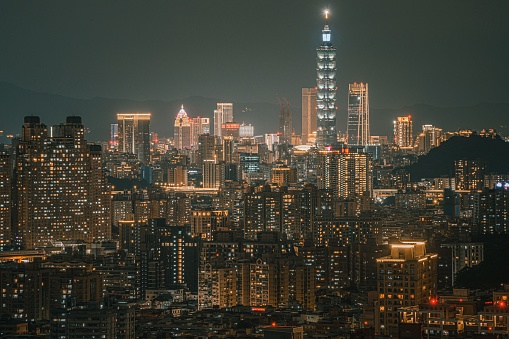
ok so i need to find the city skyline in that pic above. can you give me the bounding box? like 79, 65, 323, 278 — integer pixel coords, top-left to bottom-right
0, 2, 508, 142
1, 2, 509, 338
0, 1, 507, 111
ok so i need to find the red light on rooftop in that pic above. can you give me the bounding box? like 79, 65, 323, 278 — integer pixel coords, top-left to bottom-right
252, 307, 266, 312
500, 301, 506, 308
430, 298, 438, 305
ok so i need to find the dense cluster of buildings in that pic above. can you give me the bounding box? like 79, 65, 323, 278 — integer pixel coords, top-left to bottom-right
0, 10, 508, 339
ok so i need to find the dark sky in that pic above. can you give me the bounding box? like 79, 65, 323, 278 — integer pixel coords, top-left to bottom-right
1, 0, 508, 109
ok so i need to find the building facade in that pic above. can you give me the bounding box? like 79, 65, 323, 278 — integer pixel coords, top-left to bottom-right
16, 116, 111, 249
376, 241, 438, 336
214, 103, 234, 137
346, 82, 370, 146
316, 14, 337, 148
317, 147, 373, 198
301, 88, 317, 145
393, 116, 413, 149
174, 105, 193, 150
117, 113, 151, 164
0, 153, 11, 249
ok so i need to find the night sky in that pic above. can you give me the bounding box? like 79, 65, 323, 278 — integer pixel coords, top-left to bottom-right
1, 0, 508, 110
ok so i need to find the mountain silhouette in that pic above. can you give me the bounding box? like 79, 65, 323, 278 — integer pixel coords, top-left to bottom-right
0, 82, 508, 142
404, 134, 509, 181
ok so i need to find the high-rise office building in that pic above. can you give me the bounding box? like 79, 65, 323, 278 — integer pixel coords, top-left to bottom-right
393, 116, 413, 148
376, 241, 438, 336
316, 11, 337, 148
191, 117, 210, 148
301, 88, 317, 145
16, 116, 111, 249
174, 105, 193, 150
346, 82, 370, 146
278, 98, 292, 144
221, 122, 240, 140
222, 137, 234, 163
213, 103, 233, 137
117, 113, 151, 164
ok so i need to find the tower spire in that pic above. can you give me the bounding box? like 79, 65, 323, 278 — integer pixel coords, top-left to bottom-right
321, 8, 332, 45
316, 7, 337, 148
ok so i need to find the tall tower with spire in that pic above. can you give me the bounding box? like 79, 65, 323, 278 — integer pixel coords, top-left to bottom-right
174, 105, 192, 150
316, 9, 338, 148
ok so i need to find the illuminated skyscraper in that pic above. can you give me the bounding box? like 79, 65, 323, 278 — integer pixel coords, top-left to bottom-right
174, 105, 193, 150
316, 10, 337, 148
16, 116, 111, 249
317, 147, 373, 198
301, 88, 317, 145
213, 103, 233, 137
117, 113, 151, 164
191, 117, 210, 148
346, 82, 370, 146
393, 116, 413, 148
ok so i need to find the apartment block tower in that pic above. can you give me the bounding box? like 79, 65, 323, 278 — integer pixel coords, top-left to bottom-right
346, 82, 370, 146
117, 113, 151, 164
393, 116, 413, 149
0, 153, 11, 249
376, 241, 438, 336
214, 103, 234, 137
316, 11, 337, 148
301, 88, 317, 145
15, 116, 111, 249
317, 147, 373, 198
455, 159, 486, 191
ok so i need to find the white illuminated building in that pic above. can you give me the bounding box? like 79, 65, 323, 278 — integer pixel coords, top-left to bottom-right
316, 9, 337, 148
213, 103, 233, 137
